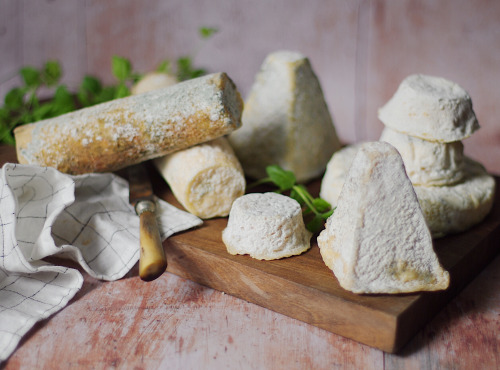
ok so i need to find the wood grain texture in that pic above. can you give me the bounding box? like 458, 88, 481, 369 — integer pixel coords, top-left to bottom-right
158, 174, 500, 353
1, 146, 499, 368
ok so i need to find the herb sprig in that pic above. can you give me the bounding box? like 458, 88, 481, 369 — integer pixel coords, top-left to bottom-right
249, 165, 335, 233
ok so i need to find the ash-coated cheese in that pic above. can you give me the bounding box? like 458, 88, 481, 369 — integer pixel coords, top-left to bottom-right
380, 127, 465, 186
222, 192, 312, 260
378, 74, 479, 143
317, 142, 450, 294
154, 137, 245, 219
228, 50, 341, 182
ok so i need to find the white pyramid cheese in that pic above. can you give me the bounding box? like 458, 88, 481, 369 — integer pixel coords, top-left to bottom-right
378, 74, 479, 142
222, 192, 312, 260
380, 127, 465, 186
154, 137, 245, 219
317, 142, 450, 294
228, 50, 341, 182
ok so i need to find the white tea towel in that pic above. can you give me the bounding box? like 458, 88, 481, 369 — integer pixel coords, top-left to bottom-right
0, 163, 202, 362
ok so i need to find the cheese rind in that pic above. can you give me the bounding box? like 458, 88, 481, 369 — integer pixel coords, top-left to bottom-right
154, 137, 245, 219
378, 74, 479, 142
228, 50, 341, 182
222, 192, 312, 260
317, 142, 450, 294
380, 127, 465, 186
15, 73, 243, 174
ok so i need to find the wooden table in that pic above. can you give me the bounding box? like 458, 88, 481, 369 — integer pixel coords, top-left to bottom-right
1, 145, 499, 369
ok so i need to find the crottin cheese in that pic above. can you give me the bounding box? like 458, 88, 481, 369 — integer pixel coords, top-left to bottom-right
317, 142, 450, 294
15, 73, 243, 174
378, 74, 479, 142
228, 50, 341, 182
154, 137, 245, 219
222, 192, 312, 260
380, 127, 465, 186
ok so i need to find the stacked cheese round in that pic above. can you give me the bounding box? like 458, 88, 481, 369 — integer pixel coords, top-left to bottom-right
321, 74, 495, 238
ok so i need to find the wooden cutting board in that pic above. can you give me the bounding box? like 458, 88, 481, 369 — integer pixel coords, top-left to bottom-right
151, 167, 500, 354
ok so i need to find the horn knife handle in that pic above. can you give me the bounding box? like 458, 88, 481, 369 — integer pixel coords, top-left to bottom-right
137, 201, 167, 281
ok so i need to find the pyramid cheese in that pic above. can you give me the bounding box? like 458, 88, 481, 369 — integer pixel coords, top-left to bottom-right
228, 50, 341, 182
317, 142, 450, 294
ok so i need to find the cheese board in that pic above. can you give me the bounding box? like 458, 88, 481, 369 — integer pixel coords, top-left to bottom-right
151, 166, 500, 354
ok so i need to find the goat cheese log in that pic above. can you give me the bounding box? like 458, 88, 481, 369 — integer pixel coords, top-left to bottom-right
14, 72, 243, 174
154, 137, 245, 219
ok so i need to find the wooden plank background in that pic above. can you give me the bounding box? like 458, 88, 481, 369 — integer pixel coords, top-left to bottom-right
1, 1, 499, 368
1, 0, 499, 174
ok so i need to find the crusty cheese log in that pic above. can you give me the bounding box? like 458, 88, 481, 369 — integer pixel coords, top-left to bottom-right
14, 72, 243, 174
153, 137, 245, 219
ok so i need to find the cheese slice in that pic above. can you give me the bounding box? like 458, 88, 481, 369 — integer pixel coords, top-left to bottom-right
228, 50, 341, 182
380, 127, 465, 186
317, 141, 450, 294
378, 74, 479, 142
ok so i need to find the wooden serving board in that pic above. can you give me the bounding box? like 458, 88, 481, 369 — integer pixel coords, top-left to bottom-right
152, 168, 500, 354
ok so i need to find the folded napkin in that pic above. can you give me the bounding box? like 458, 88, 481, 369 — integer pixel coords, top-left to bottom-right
0, 163, 202, 362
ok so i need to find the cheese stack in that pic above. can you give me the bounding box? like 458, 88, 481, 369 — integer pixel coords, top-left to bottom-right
228, 50, 341, 183
320, 74, 495, 238
378, 74, 495, 238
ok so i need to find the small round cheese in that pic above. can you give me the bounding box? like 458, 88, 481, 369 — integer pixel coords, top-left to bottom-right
222, 192, 312, 260
380, 127, 465, 186
378, 74, 479, 142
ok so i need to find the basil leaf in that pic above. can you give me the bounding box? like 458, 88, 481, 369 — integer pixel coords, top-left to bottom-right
5, 88, 25, 110
312, 198, 331, 213
43, 60, 62, 86
199, 26, 218, 39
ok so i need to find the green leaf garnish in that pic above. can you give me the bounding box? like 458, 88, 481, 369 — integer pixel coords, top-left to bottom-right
112, 55, 132, 81
248, 165, 335, 233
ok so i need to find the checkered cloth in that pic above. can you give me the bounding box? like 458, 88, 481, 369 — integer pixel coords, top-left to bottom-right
0, 163, 202, 362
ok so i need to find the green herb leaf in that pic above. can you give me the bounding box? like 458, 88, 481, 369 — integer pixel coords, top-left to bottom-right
114, 83, 130, 99
306, 215, 325, 233
312, 197, 331, 213
266, 165, 296, 191
4, 88, 25, 110
112, 56, 132, 81
156, 60, 171, 74
20, 67, 40, 88
52, 85, 75, 115
43, 60, 62, 86
199, 26, 218, 39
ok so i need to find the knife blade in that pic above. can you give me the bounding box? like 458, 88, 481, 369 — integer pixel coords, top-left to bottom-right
128, 163, 167, 281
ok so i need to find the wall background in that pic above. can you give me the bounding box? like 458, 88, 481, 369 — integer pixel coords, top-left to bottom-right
1, 0, 499, 173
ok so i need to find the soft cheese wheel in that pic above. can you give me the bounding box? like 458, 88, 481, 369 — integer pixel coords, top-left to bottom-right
154, 137, 245, 219
415, 158, 495, 238
228, 50, 341, 182
222, 192, 312, 260
378, 74, 479, 142
15, 73, 243, 174
317, 142, 450, 294
320, 143, 364, 207
380, 127, 465, 186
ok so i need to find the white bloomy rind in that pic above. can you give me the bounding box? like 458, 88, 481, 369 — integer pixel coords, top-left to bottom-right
317, 141, 450, 294
222, 192, 312, 260
378, 74, 479, 142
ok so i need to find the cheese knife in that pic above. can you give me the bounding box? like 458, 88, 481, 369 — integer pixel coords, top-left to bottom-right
128, 163, 167, 281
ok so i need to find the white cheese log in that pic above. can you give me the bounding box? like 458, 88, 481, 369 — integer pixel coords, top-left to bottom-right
154, 137, 245, 219
14, 72, 243, 174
